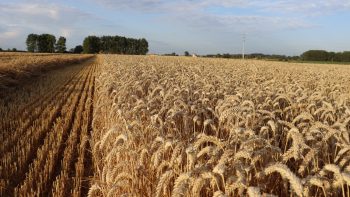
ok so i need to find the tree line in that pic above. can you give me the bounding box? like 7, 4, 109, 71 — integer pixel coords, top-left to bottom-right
0, 48, 19, 52
26, 34, 66, 53
16, 34, 350, 61
301, 50, 350, 62
202, 50, 350, 62
82, 35, 148, 54
204, 53, 300, 61
24, 33, 149, 55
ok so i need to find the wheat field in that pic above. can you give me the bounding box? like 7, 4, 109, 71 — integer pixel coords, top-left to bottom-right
1, 53, 350, 196
0, 53, 96, 196
90, 55, 350, 197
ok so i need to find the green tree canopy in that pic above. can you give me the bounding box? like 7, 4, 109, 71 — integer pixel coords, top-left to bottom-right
83, 36, 101, 54
82, 35, 149, 55
301, 50, 350, 62
302, 50, 329, 61
73, 45, 84, 54
184, 51, 190, 56
342, 51, 350, 62
26, 34, 38, 52
25, 33, 60, 53
36, 34, 56, 53
139, 38, 149, 55
55, 36, 66, 53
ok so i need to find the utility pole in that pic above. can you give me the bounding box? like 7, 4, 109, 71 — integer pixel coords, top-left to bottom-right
242, 33, 246, 60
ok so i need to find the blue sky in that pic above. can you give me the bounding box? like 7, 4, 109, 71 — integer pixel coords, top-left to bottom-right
0, 0, 350, 55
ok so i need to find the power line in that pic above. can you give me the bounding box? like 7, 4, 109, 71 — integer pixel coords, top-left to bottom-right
242, 33, 246, 60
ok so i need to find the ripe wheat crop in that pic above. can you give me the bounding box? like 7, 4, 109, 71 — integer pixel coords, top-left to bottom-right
90, 55, 350, 197
0, 52, 93, 90
0, 53, 96, 196
1, 53, 350, 197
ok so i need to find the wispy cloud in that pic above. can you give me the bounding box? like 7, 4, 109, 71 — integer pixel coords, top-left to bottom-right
0, 29, 21, 39
92, 0, 165, 11
90, 0, 350, 12
88, 0, 321, 33
0, 3, 96, 26
0, 2, 100, 49
263, 0, 350, 14
192, 0, 350, 14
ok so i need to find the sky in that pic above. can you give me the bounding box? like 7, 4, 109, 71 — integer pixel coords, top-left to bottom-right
0, 0, 350, 55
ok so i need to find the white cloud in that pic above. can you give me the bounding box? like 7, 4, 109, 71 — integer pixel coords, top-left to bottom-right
0, 23, 22, 49
0, 2, 98, 49
0, 3, 94, 24
60, 28, 72, 38
89, 0, 350, 13
0, 4, 61, 21
173, 13, 313, 32
197, 0, 350, 14
264, 0, 350, 13
0, 30, 21, 39
91, 0, 165, 11
87, 0, 320, 33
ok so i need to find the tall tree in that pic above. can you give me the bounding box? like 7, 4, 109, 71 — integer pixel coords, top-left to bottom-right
118, 36, 127, 54
111, 36, 120, 53
83, 36, 101, 54
47, 34, 56, 53
37, 34, 47, 52
55, 36, 66, 53
26, 34, 38, 52
139, 38, 149, 55
37, 34, 56, 53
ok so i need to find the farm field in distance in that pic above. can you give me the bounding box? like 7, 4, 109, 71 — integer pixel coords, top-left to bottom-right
1, 53, 350, 196
0, 52, 93, 91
